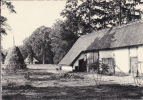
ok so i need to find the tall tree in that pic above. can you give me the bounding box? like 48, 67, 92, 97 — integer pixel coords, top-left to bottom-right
18, 45, 28, 60
23, 26, 53, 64
50, 20, 78, 64
61, 0, 143, 35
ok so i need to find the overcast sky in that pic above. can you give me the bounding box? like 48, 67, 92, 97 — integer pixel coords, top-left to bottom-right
2, 0, 66, 49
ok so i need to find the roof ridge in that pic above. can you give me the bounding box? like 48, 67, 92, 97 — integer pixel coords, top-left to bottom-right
114, 19, 143, 30
80, 19, 143, 38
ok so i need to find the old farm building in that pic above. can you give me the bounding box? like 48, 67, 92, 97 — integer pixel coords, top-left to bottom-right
24, 57, 39, 64
59, 20, 143, 75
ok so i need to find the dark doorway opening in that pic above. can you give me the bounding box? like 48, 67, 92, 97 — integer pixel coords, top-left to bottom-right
78, 59, 86, 72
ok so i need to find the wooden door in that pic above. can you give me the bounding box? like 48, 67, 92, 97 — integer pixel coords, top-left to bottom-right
130, 57, 138, 75
102, 58, 115, 75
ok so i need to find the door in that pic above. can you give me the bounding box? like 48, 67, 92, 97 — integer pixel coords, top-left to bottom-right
102, 58, 115, 75
79, 59, 86, 72
130, 57, 138, 76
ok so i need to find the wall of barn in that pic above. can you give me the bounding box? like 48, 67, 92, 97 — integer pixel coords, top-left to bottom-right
113, 48, 130, 73
137, 46, 143, 73
72, 53, 86, 70
86, 52, 98, 65
72, 52, 98, 70
99, 48, 130, 73
72, 45, 143, 73
99, 46, 143, 73
138, 46, 143, 61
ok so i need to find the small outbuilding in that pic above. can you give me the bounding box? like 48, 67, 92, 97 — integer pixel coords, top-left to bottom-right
24, 56, 39, 64
59, 20, 143, 76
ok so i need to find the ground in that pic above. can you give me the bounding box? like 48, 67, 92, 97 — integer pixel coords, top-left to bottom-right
2, 64, 143, 100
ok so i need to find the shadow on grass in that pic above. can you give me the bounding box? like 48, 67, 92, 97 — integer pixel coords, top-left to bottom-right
2, 84, 143, 100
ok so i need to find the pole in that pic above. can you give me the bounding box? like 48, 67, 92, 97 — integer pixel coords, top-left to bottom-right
13, 36, 15, 46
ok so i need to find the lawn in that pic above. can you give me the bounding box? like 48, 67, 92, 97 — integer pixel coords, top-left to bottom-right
2, 64, 143, 100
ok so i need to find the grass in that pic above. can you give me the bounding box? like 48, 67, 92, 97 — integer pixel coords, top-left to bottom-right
2, 64, 143, 100
2, 84, 143, 100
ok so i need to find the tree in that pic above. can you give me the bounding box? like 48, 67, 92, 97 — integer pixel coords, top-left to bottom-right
50, 20, 78, 64
1, 51, 5, 64
18, 44, 28, 60
61, 0, 143, 35
1, 1, 16, 35
23, 26, 53, 64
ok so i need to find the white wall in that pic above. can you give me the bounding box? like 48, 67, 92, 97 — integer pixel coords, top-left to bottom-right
99, 50, 113, 60
130, 48, 137, 57
138, 46, 143, 73
113, 48, 130, 73
99, 46, 143, 73
73, 52, 98, 70
62, 65, 73, 71
72, 45, 143, 73
138, 46, 143, 61
99, 48, 130, 73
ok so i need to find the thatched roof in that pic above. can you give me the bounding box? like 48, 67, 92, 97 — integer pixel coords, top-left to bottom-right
24, 56, 39, 63
33, 57, 38, 62
59, 20, 143, 65
5, 46, 26, 69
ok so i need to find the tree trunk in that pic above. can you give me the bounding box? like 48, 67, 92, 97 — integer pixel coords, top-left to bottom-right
43, 54, 45, 64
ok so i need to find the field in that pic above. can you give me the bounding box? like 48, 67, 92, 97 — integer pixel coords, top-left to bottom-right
2, 64, 143, 100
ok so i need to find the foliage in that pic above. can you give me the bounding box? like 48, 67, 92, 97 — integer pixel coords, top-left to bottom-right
101, 63, 110, 75
23, 26, 53, 64
50, 20, 78, 64
89, 61, 109, 74
1, 1, 16, 35
61, 0, 143, 35
1, 52, 5, 64
19, 44, 35, 64
18, 45, 28, 60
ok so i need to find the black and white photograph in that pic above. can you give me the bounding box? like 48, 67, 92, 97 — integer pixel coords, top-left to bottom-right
1, 0, 143, 99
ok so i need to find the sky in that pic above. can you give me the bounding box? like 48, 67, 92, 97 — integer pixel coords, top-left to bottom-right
1, 0, 143, 50
2, 0, 66, 49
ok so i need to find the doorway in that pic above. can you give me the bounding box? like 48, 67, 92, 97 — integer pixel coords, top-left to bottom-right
78, 59, 86, 72
130, 57, 138, 76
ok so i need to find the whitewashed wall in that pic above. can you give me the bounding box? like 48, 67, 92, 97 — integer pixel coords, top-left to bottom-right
72, 45, 143, 73
138, 46, 143, 61
99, 48, 130, 73
72, 52, 98, 70
113, 48, 130, 73
138, 46, 143, 73
130, 48, 137, 57
72, 53, 86, 70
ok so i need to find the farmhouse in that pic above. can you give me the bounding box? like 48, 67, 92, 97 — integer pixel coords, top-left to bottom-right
59, 20, 143, 75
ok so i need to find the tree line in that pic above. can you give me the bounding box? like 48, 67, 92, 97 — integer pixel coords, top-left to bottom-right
1, 0, 143, 64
